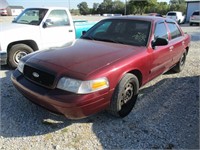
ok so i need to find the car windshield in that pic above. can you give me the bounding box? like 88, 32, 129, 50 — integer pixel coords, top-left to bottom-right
13, 8, 48, 25
81, 19, 151, 46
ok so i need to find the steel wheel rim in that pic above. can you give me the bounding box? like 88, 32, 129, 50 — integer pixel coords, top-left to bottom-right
121, 82, 134, 107
14, 51, 28, 63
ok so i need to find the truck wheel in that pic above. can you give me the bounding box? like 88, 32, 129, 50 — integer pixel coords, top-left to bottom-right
172, 52, 187, 73
8, 44, 33, 68
108, 73, 139, 118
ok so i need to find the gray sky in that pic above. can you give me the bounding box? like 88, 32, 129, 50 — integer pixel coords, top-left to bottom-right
0, 0, 9, 9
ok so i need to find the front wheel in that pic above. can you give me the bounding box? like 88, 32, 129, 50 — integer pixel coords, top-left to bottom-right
108, 73, 139, 118
172, 52, 187, 73
8, 44, 33, 68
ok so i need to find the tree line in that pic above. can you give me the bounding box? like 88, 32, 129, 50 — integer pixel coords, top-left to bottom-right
72, 0, 186, 16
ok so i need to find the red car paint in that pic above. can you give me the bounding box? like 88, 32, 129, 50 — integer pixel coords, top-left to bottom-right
11, 16, 190, 119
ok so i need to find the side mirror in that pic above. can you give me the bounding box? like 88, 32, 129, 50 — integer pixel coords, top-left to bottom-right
82, 31, 87, 35
43, 19, 53, 28
152, 37, 168, 49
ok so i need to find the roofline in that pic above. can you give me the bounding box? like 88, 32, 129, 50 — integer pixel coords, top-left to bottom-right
24, 6, 69, 10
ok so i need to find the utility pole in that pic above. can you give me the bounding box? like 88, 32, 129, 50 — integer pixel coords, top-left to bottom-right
68, 0, 71, 10
124, 0, 127, 15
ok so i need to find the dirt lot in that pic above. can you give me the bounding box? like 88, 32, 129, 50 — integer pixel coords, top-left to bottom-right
0, 16, 199, 149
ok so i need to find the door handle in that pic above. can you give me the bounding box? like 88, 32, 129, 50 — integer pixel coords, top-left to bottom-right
169, 46, 174, 51
69, 30, 73, 32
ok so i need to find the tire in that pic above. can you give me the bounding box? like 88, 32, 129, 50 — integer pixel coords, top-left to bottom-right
190, 22, 193, 26
108, 73, 139, 118
8, 44, 33, 68
172, 52, 187, 73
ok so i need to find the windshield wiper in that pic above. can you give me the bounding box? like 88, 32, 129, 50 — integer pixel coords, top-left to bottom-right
98, 38, 127, 44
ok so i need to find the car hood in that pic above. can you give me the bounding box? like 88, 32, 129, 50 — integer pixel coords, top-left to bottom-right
27, 39, 145, 77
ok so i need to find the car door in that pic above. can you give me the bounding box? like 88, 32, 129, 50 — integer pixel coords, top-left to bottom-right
40, 9, 75, 49
166, 21, 185, 64
148, 21, 172, 80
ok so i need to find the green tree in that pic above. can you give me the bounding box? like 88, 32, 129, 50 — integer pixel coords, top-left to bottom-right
112, 0, 125, 14
169, 0, 186, 14
77, 2, 90, 15
128, 0, 157, 15
97, 0, 113, 14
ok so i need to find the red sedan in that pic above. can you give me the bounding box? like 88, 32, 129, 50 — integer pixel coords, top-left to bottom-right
11, 16, 190, 119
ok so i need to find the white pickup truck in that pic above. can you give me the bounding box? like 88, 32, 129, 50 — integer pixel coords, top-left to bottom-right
166, 11, 185, 24
0, 7, 96, 68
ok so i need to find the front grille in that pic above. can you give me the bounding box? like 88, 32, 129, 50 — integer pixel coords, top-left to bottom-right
24, 65, 55, 88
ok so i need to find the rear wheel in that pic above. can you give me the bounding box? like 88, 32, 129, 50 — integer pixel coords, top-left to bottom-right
8, 44, 33, 68
190, 22, 193, 26
172, 52, 187, 73
108, 73, 139, 118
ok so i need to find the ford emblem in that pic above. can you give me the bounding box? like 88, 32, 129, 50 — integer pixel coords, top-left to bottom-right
32, 72, 39, 78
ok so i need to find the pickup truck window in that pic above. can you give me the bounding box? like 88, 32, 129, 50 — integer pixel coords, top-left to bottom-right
46, 10, 70, 27
13, 8, 48, 25
82, 20, 151, 46
167, 22, 182, 39
154, 22, 168, 39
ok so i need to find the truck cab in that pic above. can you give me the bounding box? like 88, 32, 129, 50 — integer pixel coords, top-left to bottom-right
0, 7, 94, 68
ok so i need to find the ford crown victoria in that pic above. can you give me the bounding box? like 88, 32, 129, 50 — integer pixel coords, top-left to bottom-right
11, 16, 190, 119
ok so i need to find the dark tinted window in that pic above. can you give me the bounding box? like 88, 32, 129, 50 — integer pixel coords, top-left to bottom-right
154, 22, 168, 39
167, 13, 176, 16
82, 19, 151, 46
193, 11, 200, 15
167, 22, 182, 39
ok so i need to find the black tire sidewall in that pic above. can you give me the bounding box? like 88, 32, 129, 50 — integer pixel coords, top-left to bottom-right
108, 73, 139, 117
8, 44, 33, 68
173, 52, 186, 73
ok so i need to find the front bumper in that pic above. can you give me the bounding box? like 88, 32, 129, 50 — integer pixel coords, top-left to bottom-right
0, 52, 7, 65
11, 70, 112, 119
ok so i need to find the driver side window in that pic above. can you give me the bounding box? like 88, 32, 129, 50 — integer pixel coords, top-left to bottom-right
46, 10, 70, 27
154, 22, 168, 40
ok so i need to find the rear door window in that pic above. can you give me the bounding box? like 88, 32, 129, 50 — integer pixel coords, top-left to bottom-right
167, 22, 182, 39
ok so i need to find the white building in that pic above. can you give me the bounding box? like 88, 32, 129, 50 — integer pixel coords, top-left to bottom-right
6, 6, 24, 16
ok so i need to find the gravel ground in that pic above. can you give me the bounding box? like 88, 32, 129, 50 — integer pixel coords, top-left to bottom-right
0, 17, 199, 149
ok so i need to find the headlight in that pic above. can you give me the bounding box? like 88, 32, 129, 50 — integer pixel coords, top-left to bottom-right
57, 77, 109, 94
18, 60, 25, 73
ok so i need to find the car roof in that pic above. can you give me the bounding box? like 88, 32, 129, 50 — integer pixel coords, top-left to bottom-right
25, 7, 69, 10
103, 15, 167, 22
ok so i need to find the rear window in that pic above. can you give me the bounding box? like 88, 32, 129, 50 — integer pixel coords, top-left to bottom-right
192, 11, 200, 15
167, 13, 176, 16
